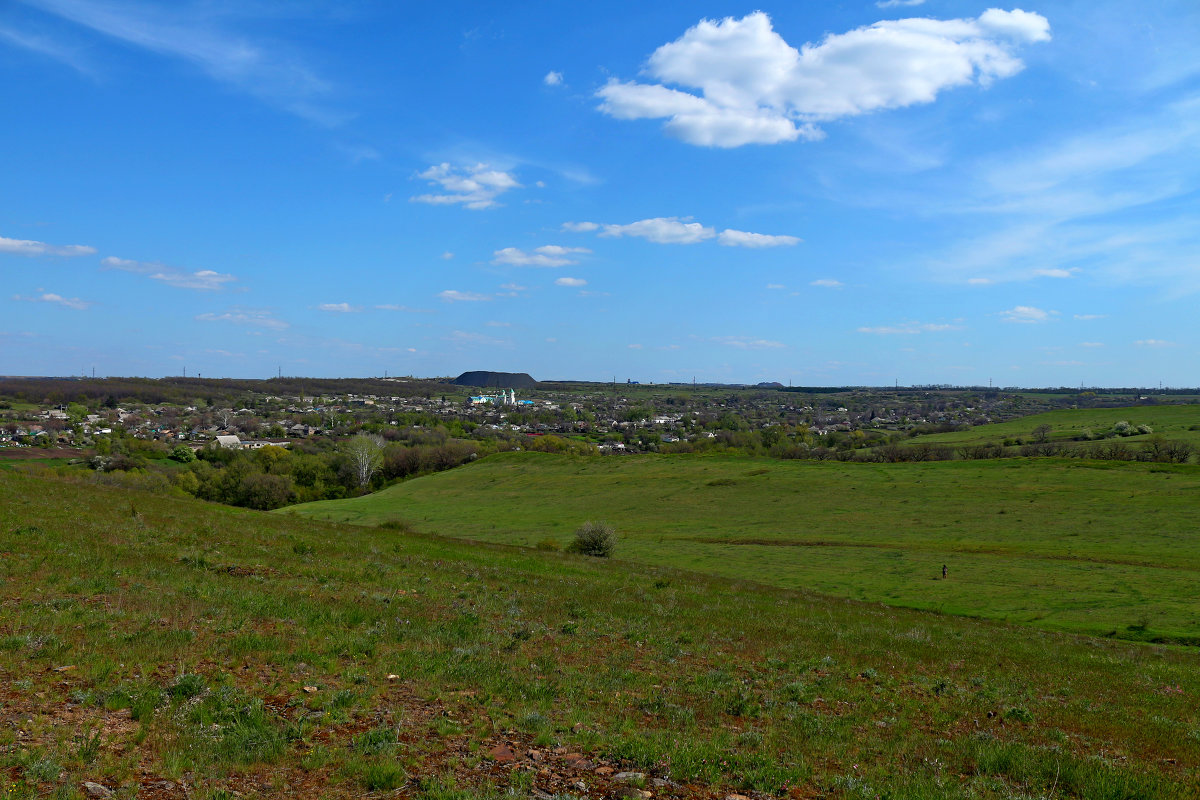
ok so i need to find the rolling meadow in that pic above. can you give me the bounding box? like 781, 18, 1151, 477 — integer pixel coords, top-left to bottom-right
284, 452, 1200, 644
3, 464, 1200, 799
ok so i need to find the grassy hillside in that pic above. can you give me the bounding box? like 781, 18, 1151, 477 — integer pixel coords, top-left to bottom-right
284, 452, 1200, 644
907, 404, 1200, 448
3, 467, 1200, 799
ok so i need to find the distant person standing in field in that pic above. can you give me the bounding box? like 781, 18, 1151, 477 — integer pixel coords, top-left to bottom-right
942, 564, 947, 579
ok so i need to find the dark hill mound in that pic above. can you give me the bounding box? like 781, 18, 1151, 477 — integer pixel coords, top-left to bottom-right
453, 371, 538, 389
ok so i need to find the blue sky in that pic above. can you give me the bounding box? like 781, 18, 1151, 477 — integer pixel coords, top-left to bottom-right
2, 0, 1198, 386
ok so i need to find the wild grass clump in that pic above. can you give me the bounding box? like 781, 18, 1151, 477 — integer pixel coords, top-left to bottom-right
565, 521, 616, 557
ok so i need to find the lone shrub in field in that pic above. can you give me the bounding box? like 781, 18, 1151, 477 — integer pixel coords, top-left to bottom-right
566, 521, 616, 557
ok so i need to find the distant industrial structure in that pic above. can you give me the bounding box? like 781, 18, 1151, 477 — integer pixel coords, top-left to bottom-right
469, 388, 533, 406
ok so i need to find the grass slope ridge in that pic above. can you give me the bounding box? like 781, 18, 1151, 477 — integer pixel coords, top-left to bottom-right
3, 468, 1200, 798
907, 404, 1200, 448
285, 452, 1200, 643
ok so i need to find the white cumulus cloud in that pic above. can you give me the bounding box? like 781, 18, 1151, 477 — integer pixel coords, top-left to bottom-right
411, 163, 520, 210
599, 217, 715, 244
1000, 305, 1056, 323
0, 235, 95, 257
562, 221, 600, 232
555, 277, 587, 287
718, 229, 801, 247
544, 70, 563, 86
596, 9, 1049, 147
492, 245, 591, 267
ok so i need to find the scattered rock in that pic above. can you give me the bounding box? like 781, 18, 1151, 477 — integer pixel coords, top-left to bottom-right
302, 686, 318, 694
386, 674, 399, 681
725, 794, 751, 800
80, 783, 112, 799
594, 766, 614, 775
562, 753, 592, 769
52, 665, 76, 673
527, 749, 544, 761
619, 789, 652, 799
487, 744, 516, 763
652, 778, 673, 788
574, 780, 587, 792
615, 771, 646, 783
571, 721, 587, 733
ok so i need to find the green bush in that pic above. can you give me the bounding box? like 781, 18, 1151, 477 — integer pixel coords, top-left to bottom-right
566, 521, 616, 557
169, 445, 197, 463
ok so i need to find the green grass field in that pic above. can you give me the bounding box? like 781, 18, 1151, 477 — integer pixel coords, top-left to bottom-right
908, 404, 1200, 448
284, 452, 1200, 644
4, 466, 1200, 798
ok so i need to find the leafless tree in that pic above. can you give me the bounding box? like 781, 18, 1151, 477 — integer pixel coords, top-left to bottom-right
344, 433, 384, 488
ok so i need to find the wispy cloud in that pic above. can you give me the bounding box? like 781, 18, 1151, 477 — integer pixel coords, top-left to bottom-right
317, 302, 361, 313
571, 217, 797, 247
0, 22, 94, 74
492, 245, 590, 267
102, 256, 235, 290
17, 0, 343, 124
810, 279, 843, 288
555, 277, 586, 287
920, 99, 1200, 290
446, 330, 508, 346
0, 234, 95, 257
713, 335, 785, 349
1135, 338, 1175, 347
438, 290, 491, 302
411, 163, 520, 210
376, 304, 434, 313
196, 308, 287, 330
13, 291, 92, 309
858, 321, 960, 334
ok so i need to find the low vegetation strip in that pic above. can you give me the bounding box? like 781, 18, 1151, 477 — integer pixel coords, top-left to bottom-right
3, 467, 1200, 798
284, 452, 1200, 643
